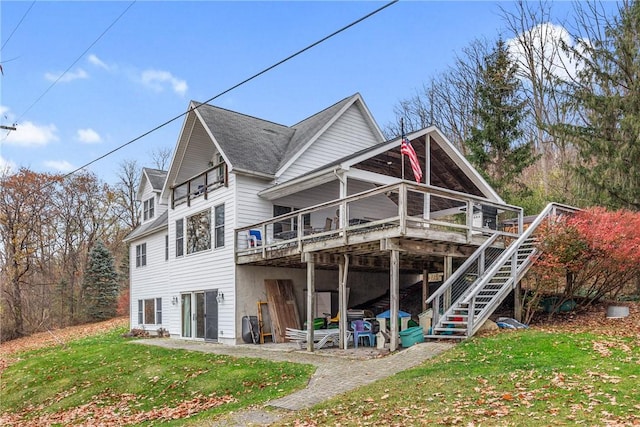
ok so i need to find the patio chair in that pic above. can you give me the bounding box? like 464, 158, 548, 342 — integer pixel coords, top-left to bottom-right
351, 320, 375, 348
248, 229, 262, 248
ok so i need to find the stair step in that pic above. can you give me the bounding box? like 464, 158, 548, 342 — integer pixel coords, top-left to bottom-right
434, 326, 467, 333
441, 320, 468, 325
477, 293, 499, 298
424, 334, 467, 340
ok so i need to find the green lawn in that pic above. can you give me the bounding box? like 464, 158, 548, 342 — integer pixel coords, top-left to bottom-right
3, 325, 638, 426
279, 331, 640, 426
0, 326, 314, 426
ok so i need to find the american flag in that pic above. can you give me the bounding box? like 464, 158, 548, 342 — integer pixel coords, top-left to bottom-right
401, 136, 423, 183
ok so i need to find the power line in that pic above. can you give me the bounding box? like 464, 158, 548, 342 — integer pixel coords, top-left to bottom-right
16, 1, 136, 122
1, 0, 37, 51
57, 0, 399, 182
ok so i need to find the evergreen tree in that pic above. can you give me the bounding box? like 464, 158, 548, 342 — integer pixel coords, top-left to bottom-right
555, 2, 640, 210
83, 240, 119, 321
466, 38, 536, 200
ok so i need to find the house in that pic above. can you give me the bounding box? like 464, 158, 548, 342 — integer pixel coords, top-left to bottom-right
125, 93, 530, 351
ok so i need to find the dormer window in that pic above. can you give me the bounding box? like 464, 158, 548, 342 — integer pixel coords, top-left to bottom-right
143, 197, 155, 221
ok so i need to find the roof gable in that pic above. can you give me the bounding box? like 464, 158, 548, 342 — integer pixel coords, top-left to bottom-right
137, 167, 167, 199
275, 93, 384, 177
347, 127, 503, 202
162, 94, 381, 195
259, 126, 504, 204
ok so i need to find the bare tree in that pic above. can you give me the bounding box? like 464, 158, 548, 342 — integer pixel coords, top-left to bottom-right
150, 146, 172, 171
500, 0, 576, 198
114, 159, 141, 230
0, 169, 60, 339
385, 38, 491, 154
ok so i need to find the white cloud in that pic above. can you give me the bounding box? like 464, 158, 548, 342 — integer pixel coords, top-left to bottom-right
507, 22, 586, 82
140, 69, 188, 96
0, 155, 16, 173
88, 54, 110, 70
3, 121, 58, 147
44, 68, 89, 83
43, 160, 75, 173
76, 128, 102, 144
0, 105, 9, 117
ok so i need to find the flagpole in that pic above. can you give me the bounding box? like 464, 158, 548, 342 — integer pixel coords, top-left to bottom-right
400, 118, 405, 181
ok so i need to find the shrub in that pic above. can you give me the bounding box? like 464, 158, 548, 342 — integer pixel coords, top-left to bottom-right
526, 207, 640, 319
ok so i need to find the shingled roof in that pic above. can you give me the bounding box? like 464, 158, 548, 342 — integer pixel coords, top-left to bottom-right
123, 210, 168, 242
194, 103, 294, 176
193, 94, 360, 177
143, 168, 167, 191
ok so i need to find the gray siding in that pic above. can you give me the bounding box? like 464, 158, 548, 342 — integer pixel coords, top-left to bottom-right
279, 105, 380, 182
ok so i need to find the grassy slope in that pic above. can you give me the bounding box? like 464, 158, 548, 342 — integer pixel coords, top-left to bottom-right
282, 330, 640, 426
1, 305, 638, 426
0, 325, 314, 426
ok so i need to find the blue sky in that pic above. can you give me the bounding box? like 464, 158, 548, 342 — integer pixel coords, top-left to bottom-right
1, 1, 580, 184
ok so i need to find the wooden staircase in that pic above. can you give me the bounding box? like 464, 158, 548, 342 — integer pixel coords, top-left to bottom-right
426, 203, 578, 340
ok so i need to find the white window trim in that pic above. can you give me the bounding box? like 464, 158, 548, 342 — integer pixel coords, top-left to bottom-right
138, 298, 162, 325
175, 219, 184, 257
135, 243, 147, 267
214, 204, 225, 248
143, 197, 155, 221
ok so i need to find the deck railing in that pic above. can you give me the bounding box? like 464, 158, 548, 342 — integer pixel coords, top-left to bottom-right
235, 182, 523, 258
171, 162, 227, 209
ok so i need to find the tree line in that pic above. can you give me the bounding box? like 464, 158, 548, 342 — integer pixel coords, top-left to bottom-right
0, 156, 151, 340
387, 1, 640, 213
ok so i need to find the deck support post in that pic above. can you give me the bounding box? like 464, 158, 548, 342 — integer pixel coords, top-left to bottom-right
305, 253, 315, 352
514, 282, 522, 322
422, 267, 429, 312
443, 255, 453, 309
338, 254, 349, 349
390, 249, 400, 352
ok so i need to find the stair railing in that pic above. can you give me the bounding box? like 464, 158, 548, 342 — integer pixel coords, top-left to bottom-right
462, 202, 579, 335
426, 233, 503, 328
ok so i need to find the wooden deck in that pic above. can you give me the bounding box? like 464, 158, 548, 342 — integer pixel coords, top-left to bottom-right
235, 182, 522, 272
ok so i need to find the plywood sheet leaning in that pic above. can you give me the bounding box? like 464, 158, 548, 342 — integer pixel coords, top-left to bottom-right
265, 279, 301, 343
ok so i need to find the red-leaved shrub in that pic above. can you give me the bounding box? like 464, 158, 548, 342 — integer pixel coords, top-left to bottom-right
527, 207, 640, 319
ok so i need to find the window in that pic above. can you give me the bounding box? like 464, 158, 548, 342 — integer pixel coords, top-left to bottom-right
143, 197, 155, 221
165, 235, 169, 261
176, 219, 184, 257
273, 205, 310, 234
187, 209, 211, 254
138, 298, 162, 324
135, 243, 147, 267
214, 204, 225, 248
156, 297, 162, 324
